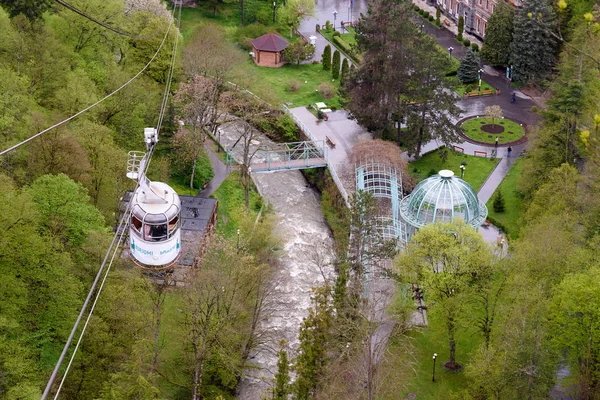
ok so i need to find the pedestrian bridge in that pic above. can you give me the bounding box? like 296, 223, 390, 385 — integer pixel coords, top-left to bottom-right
227, 140, 328, 173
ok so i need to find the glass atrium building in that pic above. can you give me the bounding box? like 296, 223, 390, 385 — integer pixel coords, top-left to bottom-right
399, 170, 487, 238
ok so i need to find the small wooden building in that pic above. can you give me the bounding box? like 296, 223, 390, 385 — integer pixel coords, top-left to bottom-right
251, 33, 289, 68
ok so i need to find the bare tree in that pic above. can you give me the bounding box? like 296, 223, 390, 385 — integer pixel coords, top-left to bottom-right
174, 76, 217, 188
485, 105, 503, 129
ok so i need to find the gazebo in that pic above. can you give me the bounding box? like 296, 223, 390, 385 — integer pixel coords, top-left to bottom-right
251, 33, 289, 67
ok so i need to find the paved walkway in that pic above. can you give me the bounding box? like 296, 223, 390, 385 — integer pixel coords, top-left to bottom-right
196, 145, 230, 197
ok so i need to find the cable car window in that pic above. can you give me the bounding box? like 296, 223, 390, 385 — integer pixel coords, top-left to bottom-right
146, 224, 168, 242
131, 216, 142, 232
168, 216, 179, 236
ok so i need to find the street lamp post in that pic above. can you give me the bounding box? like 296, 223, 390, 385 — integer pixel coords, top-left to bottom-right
333, 10, 338, 31
460, 164, 465, 179
448, 46, 454, 59
432, 353, 438, 382
420, 23, 425, 34
273, 1, 276, 23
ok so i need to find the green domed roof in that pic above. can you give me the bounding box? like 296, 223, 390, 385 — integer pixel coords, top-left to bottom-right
400, 170, 487, 229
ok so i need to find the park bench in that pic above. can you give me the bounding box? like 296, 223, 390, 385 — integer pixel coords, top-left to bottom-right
481, 89, 494, 96
326, 135, 336, 148
443, 19, 451, 27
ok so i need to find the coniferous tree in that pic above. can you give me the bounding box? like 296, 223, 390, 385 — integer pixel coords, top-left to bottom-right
272, 341, 291, 399
493, 190, 505, 212
436, 5, 441, 25
481, 2, 515, 66
510, 0, 557, 82
322, 44, 331, 70
340, 58, 349, 83
457, 15, 464, 41
458, 49, 480, 84
332, 50, 341, 79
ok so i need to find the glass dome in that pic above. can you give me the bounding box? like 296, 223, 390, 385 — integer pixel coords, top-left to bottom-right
399, 170, 487, 230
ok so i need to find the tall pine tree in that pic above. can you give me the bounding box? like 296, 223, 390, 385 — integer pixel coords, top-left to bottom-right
340, 58, 349, 83
481, 2, 515, 66
458, 49, 480, 84
510, 0, 557, 82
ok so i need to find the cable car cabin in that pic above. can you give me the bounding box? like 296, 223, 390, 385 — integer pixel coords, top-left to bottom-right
129, 181, 181, 268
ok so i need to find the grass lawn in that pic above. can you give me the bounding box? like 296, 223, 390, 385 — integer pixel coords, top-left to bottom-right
409, 149, 500, 192
461, 117, 525, 145
246, 60, 342, 108
211, 171, 262, 238
404, 315, 481, 398
382, 307, 482, 399
485, 158, 525, 238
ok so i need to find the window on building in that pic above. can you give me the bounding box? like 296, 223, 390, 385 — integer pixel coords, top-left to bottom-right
476, 18, 480, 32
486, 0, 489, 9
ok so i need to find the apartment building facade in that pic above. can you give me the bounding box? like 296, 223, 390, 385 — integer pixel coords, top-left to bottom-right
427, 0, 521, 40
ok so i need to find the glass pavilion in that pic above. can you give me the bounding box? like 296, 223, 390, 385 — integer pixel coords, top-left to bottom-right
399, 170, 488, 238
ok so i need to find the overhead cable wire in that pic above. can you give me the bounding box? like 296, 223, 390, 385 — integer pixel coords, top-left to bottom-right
39, 8, 176, 399
55, 0, 163, 39
0, 9, 174, 158
43, 3, 183, 398
53, 207, 132, 400
156, 3, 181, 137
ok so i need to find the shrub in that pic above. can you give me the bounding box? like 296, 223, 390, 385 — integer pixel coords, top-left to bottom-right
424, 11, 430, 18
428, 15, 434, 21
276, 114, 299, 141
332, 31, 341, 37
463, 39, 471, 47
333, 36, 353, 55
318, 82, 335, 99
235, 23, 272, 50
414, 5, 420, 11
493, 190, 505, 213
340, 58, 349, 83
191, 149, 215, 189
457, 15, 464, 41
287, 79, 301, 92
325, 20, 332, 31
322, 44, 331, 70
332, 50, 341, 79
436, 6, 441, 25
471, 43, 479, 52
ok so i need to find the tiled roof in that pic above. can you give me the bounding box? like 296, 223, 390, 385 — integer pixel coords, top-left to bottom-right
251, 33, 289, 52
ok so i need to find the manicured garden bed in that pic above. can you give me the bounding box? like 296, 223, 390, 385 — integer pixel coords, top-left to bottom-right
409, 149, 500, 192
460, 117, 525, 145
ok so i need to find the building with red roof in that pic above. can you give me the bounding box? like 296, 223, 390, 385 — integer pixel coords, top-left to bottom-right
251, 33, 289, 68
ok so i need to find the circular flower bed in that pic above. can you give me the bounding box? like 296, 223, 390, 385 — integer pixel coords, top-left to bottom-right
460, 117, 526, 145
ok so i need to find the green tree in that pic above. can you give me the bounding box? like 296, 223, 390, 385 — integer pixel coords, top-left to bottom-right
294, 285, 333, 399
457, 15, 464, 41
436, 5, 441, 25
481, 2, 515, 66
322, 44, 331, 70
457, 49, 480, 84
340, 58, 349, 83
395, 221, 493, 370
0, 0, 52, 19
283, 40, 315, 66
550, 268, 600, 398
510, 0, 557, 82
332, 50, 341, 79
403, 35, 461, 156
346, 0, 420, 136
272, 340, 291, 399
279, 0, 316, 38
493, 189, 505, 212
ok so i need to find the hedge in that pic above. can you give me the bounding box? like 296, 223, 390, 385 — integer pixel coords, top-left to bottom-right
334, 36, 353, 54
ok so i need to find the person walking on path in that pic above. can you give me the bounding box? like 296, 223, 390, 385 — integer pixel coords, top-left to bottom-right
507, 146, 512, 157
495, 137, 499, 147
